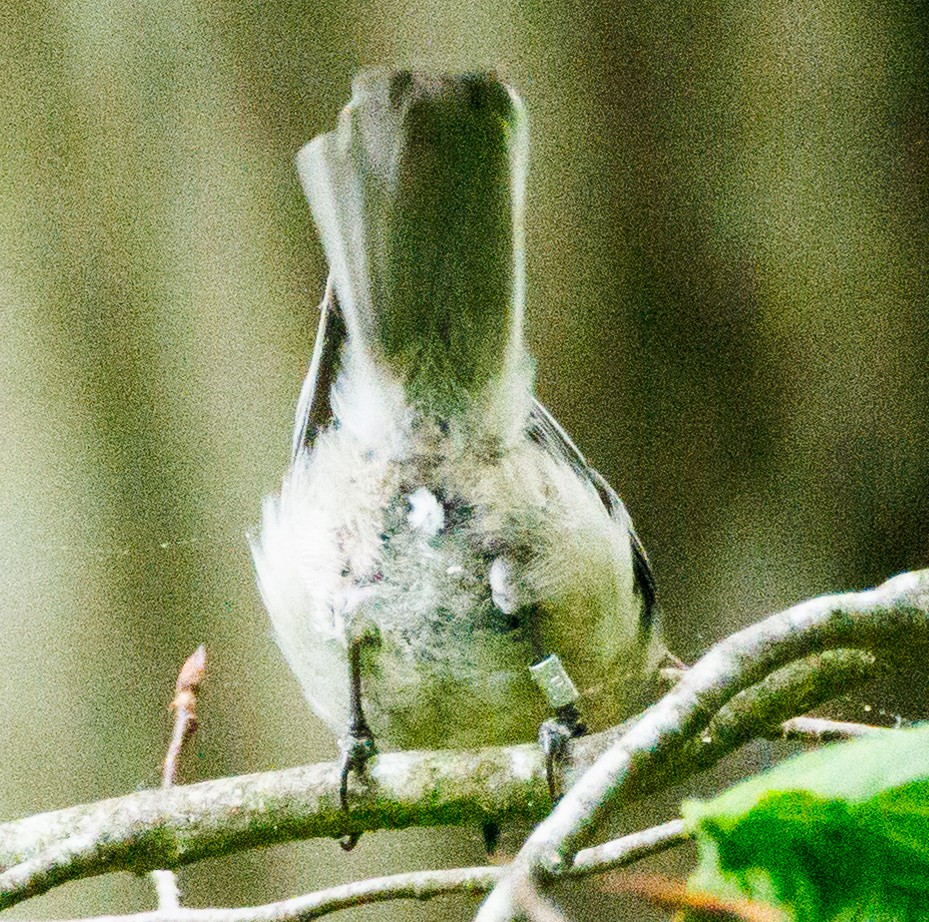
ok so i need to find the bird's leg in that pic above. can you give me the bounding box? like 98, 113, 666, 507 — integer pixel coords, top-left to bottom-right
538, 702, 587, 802
530, 653, 586, 803
338, 638, 377, 851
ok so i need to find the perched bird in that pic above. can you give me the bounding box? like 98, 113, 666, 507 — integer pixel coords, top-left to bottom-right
251, 70, 664, 848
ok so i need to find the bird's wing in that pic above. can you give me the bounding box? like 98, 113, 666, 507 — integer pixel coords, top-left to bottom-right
526, 400, 656, 630
291, 276, 348, 461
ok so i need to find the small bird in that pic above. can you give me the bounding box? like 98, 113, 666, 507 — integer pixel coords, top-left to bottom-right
251, 70, 664, 849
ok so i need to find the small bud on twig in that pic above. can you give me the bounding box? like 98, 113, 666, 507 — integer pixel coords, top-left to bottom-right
153, 645, 207, 910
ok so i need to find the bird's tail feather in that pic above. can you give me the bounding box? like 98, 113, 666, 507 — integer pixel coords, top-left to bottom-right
296, 70, 529, 411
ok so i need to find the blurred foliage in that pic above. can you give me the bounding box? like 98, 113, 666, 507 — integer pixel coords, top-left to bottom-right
684, 724, 929, 921
1, 2, 927, 920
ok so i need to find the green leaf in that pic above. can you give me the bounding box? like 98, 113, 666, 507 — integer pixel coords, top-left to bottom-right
682, 723, 929, 922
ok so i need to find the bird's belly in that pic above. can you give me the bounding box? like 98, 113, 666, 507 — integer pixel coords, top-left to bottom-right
346, 534, 542, 748
350, 534, 646, 749
360, 612, 550, 750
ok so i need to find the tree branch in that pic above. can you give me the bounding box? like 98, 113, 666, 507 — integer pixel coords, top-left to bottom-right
0, 646, 870, 911
19, 821, 688, 922
0, 570, 922, 913
473, 567, 929, 921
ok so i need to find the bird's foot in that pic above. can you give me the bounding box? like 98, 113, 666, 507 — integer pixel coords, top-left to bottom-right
338, 726, 377, 851
538, 705, 586, 803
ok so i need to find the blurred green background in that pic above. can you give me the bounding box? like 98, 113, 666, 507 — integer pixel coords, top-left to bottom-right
2, 2, 928, 920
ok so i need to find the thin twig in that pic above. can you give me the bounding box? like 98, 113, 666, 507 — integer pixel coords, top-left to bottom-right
150, 871, 182, 910
13, 820, 687, 922
779, 716, 891, 742
474, 568, 929, 921
151, 647, 207, 912
571, 819, 687, 872
162, 646, 207, 789
30, 867, 500, 922
596, 647, 878, 804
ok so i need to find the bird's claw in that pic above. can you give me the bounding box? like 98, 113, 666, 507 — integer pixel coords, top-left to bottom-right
338, 729, 377, 851
538, 707, 585, 803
